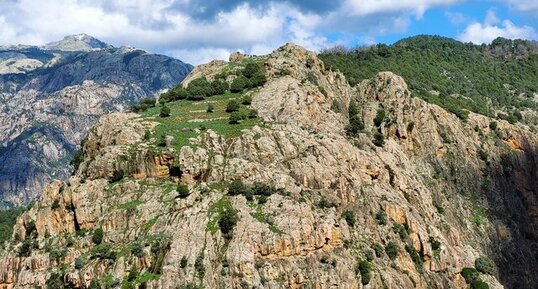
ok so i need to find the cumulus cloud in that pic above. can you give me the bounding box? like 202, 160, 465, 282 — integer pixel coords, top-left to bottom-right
342, 0, 461, 18
458, 10, 536, 43
500, 0, 538, 13
2, 0, 528, 65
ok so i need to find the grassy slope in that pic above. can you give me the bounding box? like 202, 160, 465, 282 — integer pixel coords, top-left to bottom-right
140, 91, 263, 149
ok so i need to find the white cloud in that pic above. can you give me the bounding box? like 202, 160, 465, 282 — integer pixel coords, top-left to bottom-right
342, 0, 461, 18
458, 11, 536, 44
500, 0, 538, 13
446, 11, 467, 25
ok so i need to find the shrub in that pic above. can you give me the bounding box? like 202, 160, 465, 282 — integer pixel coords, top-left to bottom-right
110, 170, 125, 183
475, 256, 495, 274
75, 256, 85, 269
160, 105, 171, 117
88, 279, 100, 289
250, 72, 267, 87
132, 97, 157, 112
461, 267, 480, 284
211, 80, 228, 95
231, 76, 248, 92
365, 250, 374, 262
46, 272, 64, 289
92, 228, 104, 245
372, 243, 384, 257
195, 252, 205, 278
373, 109, 386, 126
90, 243, 116, 260
470, 280, 490, 289
18, 239, 32, 257
248, 109, 258, 119
342, 210, 356, 227
346, 116, 364, 136
131, 241, 144, 257
375, 210, 387, 225
127, 265, 138, 282
241, 95, 252, 105
243, 62, 262, 78
393, 224, 408, 240
229, 112, 242, 124
218, 208, 238, 236
187, 77, 213, 99
70, 149, 84, 172
252, 183, 277, 196
489, 121, 497, 131
373, 132, 385, 147
357, 260, 373, 285
385, 242, 398, 260
177, 184, 190, 199
228, 180, 249, 196
225, 100, 240, 112
180, 256, 188, 268
206, 103, 214, 113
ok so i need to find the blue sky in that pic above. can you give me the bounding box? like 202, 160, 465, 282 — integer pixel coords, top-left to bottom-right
0, 0, 537, 64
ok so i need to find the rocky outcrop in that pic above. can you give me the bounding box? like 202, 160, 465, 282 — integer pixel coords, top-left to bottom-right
0, 43, 536, 289
0, 36, 192, 206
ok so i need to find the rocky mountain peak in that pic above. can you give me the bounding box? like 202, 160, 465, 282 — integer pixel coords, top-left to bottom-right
0, 43, 536, 289
44, 33, 112, 51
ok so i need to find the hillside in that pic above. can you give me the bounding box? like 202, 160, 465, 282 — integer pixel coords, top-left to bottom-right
0, 35, 192, 206
0, 43, 535, 289
319, 35, 538, 127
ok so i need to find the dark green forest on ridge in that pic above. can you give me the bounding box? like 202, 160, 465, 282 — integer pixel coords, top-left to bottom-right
319, 35, 538, 123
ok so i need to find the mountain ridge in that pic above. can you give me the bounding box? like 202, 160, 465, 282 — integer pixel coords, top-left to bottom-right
0, 35, 193, 206
0, 43, 535, 288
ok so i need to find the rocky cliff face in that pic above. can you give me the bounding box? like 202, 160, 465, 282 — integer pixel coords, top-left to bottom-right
0, 36, 192, 206
0, 44, 536, 289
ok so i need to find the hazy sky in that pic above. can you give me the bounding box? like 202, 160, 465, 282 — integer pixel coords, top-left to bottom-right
0, 0, 537, 64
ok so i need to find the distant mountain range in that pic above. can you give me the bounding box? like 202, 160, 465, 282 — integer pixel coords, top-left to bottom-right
0, 34, 193, 206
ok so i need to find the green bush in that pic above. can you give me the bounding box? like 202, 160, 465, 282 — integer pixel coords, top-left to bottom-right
243, 62, 262, 78
405, 244, 423, 271
88, 279, 100, 289
248, 109, 258, 119
475, 256, 495, 274
92, 228, 104, 245
373, 132, 385, 147
0, 207, 25, 245
375, 210, 387, 225
346, 116, 364, 137
46, 272, 64, 289
195, 252, 205, 278
70, 149, 84, 172
18, 239, 32, 257
75, 256, 85, 269
342, 210, 356, 227
177, 184, 190, 199
127, 265, 138, 282
218, 208, 238, 236
229, 112, 242, 124
242, 95, 252, 105
225, 100, 240, 112
90, 243, 116, 260
187, 77, 213, 99
489, 121, 497, 131
110, 170, 125, 183
159, 105, 171, 117
373, 109, 386, 126
371, 243, 384, 257
252, 183, 277, 196
231, 76, 249, 92
180, 256, 188, 268
357, 260, 373, 285
211, 80, 229, 95
385, 242, 398, 260
132, 98, 157, 112
228, 180, 250, 196
131, 241, 144, 257
461, 267, 480, 284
